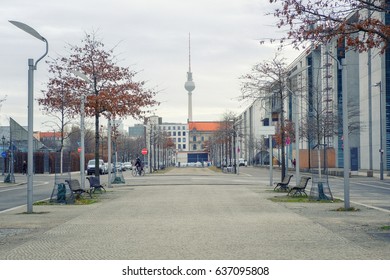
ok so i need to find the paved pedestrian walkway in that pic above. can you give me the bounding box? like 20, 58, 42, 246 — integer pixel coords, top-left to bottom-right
0, 168, 389, 259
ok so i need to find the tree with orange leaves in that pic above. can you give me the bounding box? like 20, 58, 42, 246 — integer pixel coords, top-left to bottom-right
39, 32, 159, 176
268, 0, 390, 53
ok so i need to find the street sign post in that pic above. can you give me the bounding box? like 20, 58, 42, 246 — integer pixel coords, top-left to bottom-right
259, 126, 275, 135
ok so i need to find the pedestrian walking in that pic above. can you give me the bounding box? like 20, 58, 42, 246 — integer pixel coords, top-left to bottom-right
22, 160, 27, 175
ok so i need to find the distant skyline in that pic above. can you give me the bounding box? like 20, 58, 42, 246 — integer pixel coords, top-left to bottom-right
0, 0, 300, 132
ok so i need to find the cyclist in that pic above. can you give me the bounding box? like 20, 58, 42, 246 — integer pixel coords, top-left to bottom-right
134, 156, 143, 175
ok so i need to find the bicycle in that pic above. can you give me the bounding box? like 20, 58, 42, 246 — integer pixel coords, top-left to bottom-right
132, 167, 145, 176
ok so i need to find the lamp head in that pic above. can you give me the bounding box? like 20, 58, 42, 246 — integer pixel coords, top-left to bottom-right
9, 20, 46, 42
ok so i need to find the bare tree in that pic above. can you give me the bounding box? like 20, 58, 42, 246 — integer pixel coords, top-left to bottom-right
240, 54, 290, 180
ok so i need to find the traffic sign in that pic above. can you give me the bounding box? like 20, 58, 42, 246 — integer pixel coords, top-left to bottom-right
1, 151, 7, 158
141, 148, 148, 155
259, 126, 275, 135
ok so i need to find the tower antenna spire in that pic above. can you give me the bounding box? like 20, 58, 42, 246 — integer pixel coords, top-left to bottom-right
189, 32, 191, 73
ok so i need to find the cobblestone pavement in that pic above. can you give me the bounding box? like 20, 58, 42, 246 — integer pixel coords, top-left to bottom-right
0, 167, 389, 260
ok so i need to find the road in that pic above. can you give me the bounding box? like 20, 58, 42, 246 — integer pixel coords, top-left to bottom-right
237, 167, 390, 212
1, 166, 390, 214
0, 166, 390, 261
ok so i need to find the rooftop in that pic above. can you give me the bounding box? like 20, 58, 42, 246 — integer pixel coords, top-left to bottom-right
189, 121, 221, 132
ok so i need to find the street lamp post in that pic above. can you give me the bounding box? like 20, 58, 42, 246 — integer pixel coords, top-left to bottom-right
70, 70, 90, 190
107, 116, 112, 188
327, 52, 350, 209
10, 20, 48, 214
341, 58, 351, 209
2, 136, 5, 176
374, 81, 384, 180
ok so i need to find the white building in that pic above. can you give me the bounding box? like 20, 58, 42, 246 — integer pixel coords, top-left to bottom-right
144, 116, 189, 169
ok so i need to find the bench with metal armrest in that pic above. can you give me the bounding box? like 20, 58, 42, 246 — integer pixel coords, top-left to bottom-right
288, 176, 311, 197
65, 179, 92, 198
274, 174, 293, 192
87, 176, 106, 193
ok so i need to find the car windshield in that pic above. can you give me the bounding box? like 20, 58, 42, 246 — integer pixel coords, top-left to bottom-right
88, 160, 102, 164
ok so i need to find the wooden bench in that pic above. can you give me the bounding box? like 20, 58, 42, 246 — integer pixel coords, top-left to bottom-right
288, 176, 311, 197
65, 179, 92, 198
274, 174, 293, 191
87, 176, 106, 193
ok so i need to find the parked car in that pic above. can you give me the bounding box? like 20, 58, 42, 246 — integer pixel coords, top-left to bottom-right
120, 162, 127, 171
111, 162, 122, 173
238, 158, 247, 167
123, 162, 132, 170
87, 159, 106, 175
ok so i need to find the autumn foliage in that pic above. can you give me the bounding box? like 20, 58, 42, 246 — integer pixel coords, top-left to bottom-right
269, 0, 390, 53
39, 33, 158, 121
39, 32, 159, 175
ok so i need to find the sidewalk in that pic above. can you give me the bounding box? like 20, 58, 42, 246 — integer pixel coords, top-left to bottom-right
0, 173, 27, 187
0, 168, 389, 260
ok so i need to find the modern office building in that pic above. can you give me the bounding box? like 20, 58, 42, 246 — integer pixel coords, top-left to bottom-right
238, 7, 387, 175
128, 124, 145, 138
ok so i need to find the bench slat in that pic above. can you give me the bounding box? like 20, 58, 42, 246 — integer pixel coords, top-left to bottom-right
65, 179, 92, 198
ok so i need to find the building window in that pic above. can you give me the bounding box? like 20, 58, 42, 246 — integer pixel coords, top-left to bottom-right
183, 144, 186, 149
201, 136, 204, 141
193, 144, 197, 150
173, 132, 176, 136
168, 126, 171, 130
183, 131, 186, 136
177, 126, 180, 130
178, 131, 181, 136
183, 138, 186, 142
172, 126, 175, 130
193, 136, 196, 141
178, 144, 181, 149
182, 126, 185, 130
178, 138, 181, 142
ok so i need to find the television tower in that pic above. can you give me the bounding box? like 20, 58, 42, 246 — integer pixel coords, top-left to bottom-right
184, 33, 195, 122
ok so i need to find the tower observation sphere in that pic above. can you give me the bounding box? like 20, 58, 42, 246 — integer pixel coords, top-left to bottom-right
185, 75, 195, 92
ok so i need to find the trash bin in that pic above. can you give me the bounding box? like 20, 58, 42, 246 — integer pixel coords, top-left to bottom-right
57, 183, 67, 203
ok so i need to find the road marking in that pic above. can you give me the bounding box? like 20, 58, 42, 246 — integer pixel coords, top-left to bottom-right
0, 186, 26, 193
0, 181, 50, 193
352, 181, 390, 191
333, 196, 390, 213
0, 204, 25, 214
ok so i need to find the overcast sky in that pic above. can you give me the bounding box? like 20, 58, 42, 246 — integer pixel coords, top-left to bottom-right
0, 0, 300, 132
